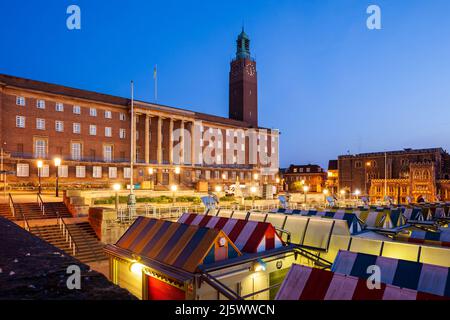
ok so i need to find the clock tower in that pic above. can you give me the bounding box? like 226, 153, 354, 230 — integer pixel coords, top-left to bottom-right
229, 29, 258, 127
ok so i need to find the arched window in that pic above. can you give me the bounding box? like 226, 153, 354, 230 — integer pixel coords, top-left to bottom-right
413, 170, 421, 179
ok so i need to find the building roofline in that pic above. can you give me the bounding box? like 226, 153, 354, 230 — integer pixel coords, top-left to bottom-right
0, 73, 274, 130
338, 148, 446, 159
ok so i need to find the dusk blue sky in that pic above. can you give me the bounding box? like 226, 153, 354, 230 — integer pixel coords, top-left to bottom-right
1, 1, 450, 168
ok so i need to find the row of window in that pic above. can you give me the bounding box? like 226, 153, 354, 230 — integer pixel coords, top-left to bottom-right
16, 96, 126, 120
16, 163, 257, 181
17, 163, 131, 179
34, 139, 114, 161
292, 167, 315, 173
16, 116, 126, 138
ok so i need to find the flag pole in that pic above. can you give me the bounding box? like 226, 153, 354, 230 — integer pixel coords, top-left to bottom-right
154, 64, 158, 102
130, 80, 134, 192
127, 80, 136, 217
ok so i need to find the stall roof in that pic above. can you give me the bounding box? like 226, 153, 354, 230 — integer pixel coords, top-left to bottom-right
115, 217, 241, 273
275, 264, 447, 300
331, 250, 450, 298
178, 213, 284, 253
394, 229, 450, 248
296, 211, 364, 234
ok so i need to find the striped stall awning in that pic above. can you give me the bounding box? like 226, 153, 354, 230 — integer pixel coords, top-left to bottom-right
394, 229, 450, 248
354, 211, 386, 228
401, 207, 424, 221
331, 250, 450, 298
275, 264, 448, 300
296, 210, 364, 235
116, 217, 241, 273
178, 213, 284, 253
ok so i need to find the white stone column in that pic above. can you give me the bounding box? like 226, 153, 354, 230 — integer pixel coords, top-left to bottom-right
157, 116, 162, 165
180, 120, 185, 164
169, 118, 174, 165
145, 114, 150, 164
190, 121, 195, 166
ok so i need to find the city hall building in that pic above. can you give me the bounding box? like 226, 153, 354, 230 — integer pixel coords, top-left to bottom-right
0, 30, 279, 190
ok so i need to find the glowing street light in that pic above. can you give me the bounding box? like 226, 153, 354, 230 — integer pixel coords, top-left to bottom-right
174, 166, 181, 184
365, 161, 371, 195
53, 158, 61, 197
253, 173, 259, 181
215, 185, 222, 193
303, 185, 309, 203
37, 160, 43, 195
113, 183, 121, 211
222, 173, 227, 180
171, 184, 178, 205
323, 189, 329, 195
355, 189, 361, 197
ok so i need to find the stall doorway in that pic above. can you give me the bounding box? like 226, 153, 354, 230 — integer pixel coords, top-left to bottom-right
147, 275, 185, 300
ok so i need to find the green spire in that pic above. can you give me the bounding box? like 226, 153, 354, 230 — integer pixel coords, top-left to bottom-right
236, 27, 250, 59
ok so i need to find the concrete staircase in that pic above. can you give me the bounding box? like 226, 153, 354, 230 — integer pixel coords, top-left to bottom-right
14, 202, 72, 220
31, 222, 107, 263
0, 203, 14, 220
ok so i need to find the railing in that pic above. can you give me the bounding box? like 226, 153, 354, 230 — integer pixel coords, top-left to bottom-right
10, 193, 31, 232
22, 213, 30, 232
8, 193, 15, 218
37, 193, 45, 216
294, 247, 333, 269
198, 270, 242, 300
117, 205, 201, 223
56, 212, 77, 256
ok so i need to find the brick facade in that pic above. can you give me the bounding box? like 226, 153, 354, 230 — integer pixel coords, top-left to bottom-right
0, 74, 279, 191
337, 148, 450, 203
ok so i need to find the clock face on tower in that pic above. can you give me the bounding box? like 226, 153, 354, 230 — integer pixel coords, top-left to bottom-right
246, 64, 256, 76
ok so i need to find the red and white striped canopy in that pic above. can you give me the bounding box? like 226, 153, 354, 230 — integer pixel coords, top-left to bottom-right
275, 264, 448, 300
178, 213, 284, 253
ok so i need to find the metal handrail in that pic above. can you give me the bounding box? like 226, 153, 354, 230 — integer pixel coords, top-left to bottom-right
10, 194, 31, 231
198, 271, 242, 300
22, 213, 30, 232
56, 211, 77, 256
37, 193, 45, 215
8, 193, 15, 217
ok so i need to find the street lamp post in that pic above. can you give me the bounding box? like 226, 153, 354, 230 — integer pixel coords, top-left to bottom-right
113, 183, 121, 212
250, 186, 257, 209
303, 185, 309, 204
175, 166, 181, 185
54, 158, 61, 197
1, 144, 5, 199
340, 189, 346, 205
354, 189, 361, 201
214, 185, 222, 208
365, 161, 371, 196
148, 167, 154, 189
323, 188, 329, 204
37, 160, 43, 195
171, 184, 178, 205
